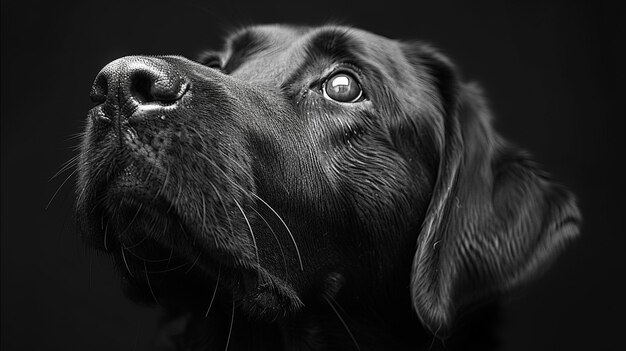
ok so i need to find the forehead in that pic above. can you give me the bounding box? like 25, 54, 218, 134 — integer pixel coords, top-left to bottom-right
223, 25, 406, 84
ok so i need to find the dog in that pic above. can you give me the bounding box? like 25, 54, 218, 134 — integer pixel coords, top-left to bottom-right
76, 24, 581, 350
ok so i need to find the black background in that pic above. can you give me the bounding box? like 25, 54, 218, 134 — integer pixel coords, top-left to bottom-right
1, 0, 624, 350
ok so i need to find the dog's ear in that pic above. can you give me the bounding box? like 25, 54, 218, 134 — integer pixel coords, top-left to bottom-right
406, 44, 582, 335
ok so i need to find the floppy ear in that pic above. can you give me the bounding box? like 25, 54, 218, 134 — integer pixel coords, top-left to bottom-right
408, 46, 582, 335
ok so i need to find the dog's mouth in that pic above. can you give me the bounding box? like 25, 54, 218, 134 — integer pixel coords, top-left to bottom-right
89, 165, 248, 277
80, 157, 304, 317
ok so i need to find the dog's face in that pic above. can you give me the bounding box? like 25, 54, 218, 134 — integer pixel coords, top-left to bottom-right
76, 24, 580, 344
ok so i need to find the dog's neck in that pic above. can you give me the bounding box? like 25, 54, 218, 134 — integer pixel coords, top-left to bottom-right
156, 296, 500, 351
156, 295, 436, 351
278, 299, 427, 351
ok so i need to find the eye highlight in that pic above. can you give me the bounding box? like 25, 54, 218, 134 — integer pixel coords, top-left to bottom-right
322, 72, 363, 103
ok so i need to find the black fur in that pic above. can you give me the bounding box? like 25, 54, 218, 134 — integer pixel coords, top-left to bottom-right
76, 24, 580, 350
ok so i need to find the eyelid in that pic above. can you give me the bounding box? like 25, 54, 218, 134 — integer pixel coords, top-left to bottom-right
200, 54, 223, 69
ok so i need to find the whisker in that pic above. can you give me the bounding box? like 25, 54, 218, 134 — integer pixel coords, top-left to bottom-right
195, 153, 252, 195
63, 131, 85, 142
49, 154, 79, 181
70, 144, 84, 152
249, 192, 303, 271
167, 177, 183, 214
195, 152, 303, 271
147, 261, 189, 274
154, 166, 171, 200
205, 264, 221, 317
428, 334, 438, 351
224, 296, 235, 351
119, 204, 144, 235
185, 253, 202, 274
324, 296, 360, 350
176, 220, 196, 249
121, 246, 134, 278
123, 248, 173, 263
252, 207, 287, 279
143, 261, 159, 305
103, 218, 110, 251
165, 247, 174, 270
209, 181, 235, 239
201, 192, 218, 248
123, 233, 150, 249
201, 193, 208, 235
77, 165, 105, 205
76, 184, 88, 206
46, 168, 77, 210
233, 198, 259, 266
431, 323, 443, 347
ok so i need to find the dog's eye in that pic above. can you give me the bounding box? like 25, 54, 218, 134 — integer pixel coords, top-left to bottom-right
323, 72, 363, 103
205, 59, 222, 70
201, 56, 223, 70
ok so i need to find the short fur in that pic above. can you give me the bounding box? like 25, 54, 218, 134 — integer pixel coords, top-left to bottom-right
76, 24, 580, 350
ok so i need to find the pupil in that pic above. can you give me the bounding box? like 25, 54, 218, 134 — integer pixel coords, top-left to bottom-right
324, 72, 362, 102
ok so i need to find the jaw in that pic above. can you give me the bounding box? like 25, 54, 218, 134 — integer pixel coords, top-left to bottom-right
77, 186, 304, 321
114, 246, 304, 320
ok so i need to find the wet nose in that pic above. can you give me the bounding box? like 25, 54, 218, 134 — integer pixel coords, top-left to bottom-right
90, 56, 188, 110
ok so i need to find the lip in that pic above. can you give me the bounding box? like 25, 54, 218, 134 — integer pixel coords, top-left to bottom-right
93, 180, 261, 274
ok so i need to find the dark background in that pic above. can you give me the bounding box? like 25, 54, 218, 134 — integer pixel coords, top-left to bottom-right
1, 0, 624, 350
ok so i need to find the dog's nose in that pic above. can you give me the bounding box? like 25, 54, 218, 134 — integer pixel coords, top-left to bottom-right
90, 56, 188, 110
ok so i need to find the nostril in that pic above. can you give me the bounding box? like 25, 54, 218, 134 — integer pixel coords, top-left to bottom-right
90, 73, 108, 105
129, 70, 187, 105
129, 71, 154, 104
90, 57, 189, 112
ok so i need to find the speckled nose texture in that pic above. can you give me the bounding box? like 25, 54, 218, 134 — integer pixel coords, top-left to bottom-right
90, 56, 189, 119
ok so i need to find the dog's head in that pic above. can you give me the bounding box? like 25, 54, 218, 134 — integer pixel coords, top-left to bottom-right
76, 24, 580, 336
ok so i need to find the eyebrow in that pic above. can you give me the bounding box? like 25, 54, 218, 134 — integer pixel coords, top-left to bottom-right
280, 28, 372, 92
303, 28, 365, 62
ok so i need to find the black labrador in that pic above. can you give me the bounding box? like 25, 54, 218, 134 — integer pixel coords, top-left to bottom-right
76, 25, 581, 350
